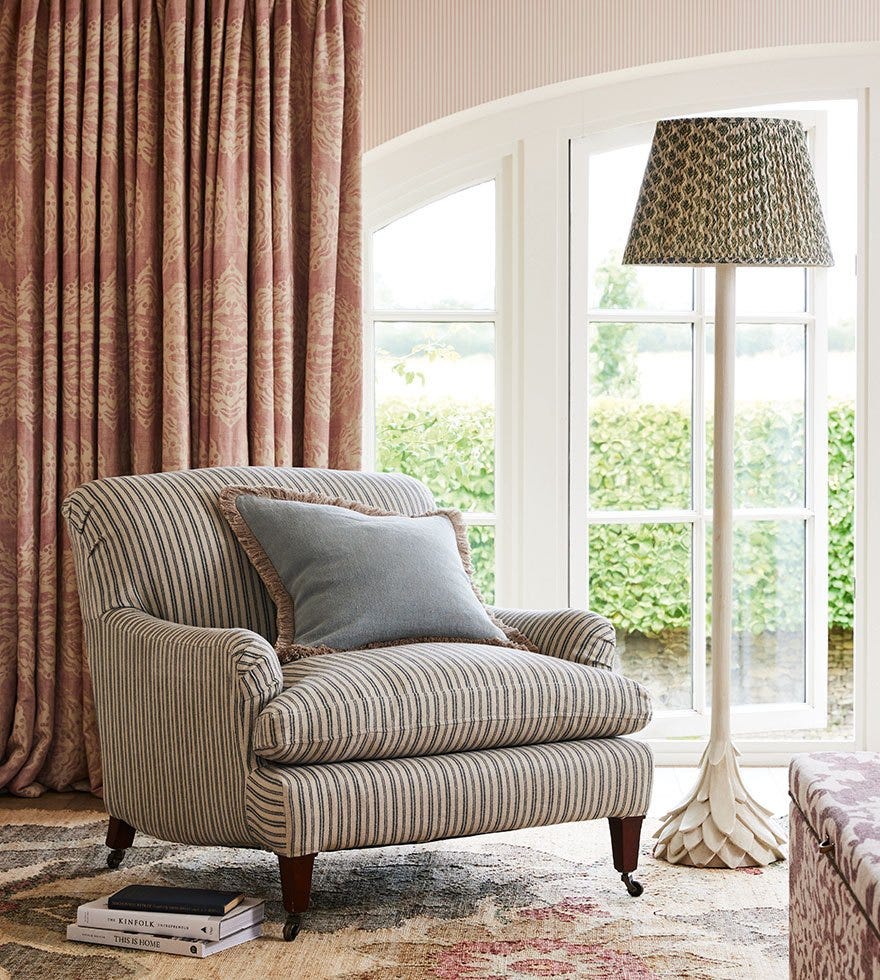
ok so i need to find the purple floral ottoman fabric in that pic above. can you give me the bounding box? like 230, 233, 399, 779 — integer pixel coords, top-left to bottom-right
790, 752, 880, 925
790, 803, 880, 979
789, 752, 880, 979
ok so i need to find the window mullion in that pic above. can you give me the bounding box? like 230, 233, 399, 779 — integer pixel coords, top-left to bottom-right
586, 509, 697, 524
586, 309, 816, 326
806, 262, 830, 725
367, 310, 497, 322
363, 314, 378, 471
460, 512, 497, 525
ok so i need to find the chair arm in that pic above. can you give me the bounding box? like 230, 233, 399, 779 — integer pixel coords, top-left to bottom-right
86, 607, 283, 847
489, 606, 618, 670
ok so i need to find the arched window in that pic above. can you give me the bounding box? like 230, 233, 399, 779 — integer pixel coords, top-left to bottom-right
363, 51, 875, 760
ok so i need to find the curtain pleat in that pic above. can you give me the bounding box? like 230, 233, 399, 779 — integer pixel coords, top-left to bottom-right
0, 0, 364, 796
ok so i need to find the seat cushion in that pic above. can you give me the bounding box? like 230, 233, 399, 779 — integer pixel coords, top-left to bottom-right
253, 642, 652, 766
247, 737, 655, 857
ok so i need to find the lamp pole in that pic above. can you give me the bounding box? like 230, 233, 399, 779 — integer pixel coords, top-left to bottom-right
652, 261, 786, 868
711, 264, 736, 749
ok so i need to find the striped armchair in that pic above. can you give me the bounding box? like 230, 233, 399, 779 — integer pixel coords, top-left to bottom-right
62, 467, 653, 940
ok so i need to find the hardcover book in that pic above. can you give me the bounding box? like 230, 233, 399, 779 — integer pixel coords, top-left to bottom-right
107, 884, 243, 916
66, 922, 261, 958
77, 896, 264, 941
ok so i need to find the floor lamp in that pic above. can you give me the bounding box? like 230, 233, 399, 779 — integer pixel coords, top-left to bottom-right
622, 117, 833, 868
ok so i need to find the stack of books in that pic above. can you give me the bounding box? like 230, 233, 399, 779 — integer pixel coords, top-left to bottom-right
67, 885, 264, 958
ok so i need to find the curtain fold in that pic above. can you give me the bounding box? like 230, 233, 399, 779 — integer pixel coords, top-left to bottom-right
0, 0, 364, 796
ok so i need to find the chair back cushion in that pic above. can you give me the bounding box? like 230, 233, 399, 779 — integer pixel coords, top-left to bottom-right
62, 467, 435, 637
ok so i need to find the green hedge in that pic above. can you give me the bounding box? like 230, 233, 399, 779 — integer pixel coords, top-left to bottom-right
828, 405, 855, 628
376, 400, 497, 600
376, 398, 855, 632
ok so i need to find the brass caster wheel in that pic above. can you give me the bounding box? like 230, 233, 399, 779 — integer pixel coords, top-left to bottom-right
282, 913, 303, 941
622, 872, 644, 897
107, 848, 126, 869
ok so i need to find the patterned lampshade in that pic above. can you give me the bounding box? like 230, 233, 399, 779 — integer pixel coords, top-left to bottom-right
623, 117, 833, 267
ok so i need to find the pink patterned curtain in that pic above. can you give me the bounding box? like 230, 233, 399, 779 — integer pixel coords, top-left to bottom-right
0, 0, 364, 797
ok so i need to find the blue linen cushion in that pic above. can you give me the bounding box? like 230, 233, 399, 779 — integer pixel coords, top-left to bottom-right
219, 486, 530, 662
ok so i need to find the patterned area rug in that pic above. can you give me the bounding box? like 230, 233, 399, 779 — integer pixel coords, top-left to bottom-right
0, 807, 788, 979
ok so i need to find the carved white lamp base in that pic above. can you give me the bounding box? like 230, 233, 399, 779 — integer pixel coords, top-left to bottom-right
653, 738, 787, 868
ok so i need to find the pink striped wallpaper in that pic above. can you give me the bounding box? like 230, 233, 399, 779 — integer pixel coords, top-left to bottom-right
365, 0, 880, 148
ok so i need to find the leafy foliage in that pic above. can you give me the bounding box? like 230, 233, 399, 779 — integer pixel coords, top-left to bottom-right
827, 403, 855, 628
589, 398, 691, 510
589, 254, 641, 397
381, 342, 459, 386
718, 402, 805, 508
376, 398, 495, 512
376, 398, 496, 600
376, 397, 855, 634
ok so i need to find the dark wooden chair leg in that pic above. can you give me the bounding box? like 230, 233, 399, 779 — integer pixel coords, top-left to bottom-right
105, 816, 136, 869
278, 853, 316, 941
608, 815, 645, 896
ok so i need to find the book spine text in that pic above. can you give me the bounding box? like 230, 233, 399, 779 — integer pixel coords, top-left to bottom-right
67, 924, 207, 957
78, 908, 220, 941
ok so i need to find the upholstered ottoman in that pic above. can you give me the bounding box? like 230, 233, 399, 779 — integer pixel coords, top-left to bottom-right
789, 752, 880, 979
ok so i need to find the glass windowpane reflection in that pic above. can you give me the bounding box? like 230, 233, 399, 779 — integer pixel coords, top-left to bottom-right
589, 522, 692, 710
589, 323, 692, 510
705, 322, 806, 509
373, 181, 495, 311
587, 144, 693, 312
468, 525, 495, 604
706, 520, 806, 708
374, 322, 496, 512
705, 266, 807, 316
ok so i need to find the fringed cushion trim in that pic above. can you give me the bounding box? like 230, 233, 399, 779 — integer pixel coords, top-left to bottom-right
217, 485, 537, 664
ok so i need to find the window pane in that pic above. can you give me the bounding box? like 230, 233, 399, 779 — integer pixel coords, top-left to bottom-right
468, 525, 495, 603
706, 322, 806, 508
588, 522, 692, 710
374, 322, 495, 511
372, 182, 495, 311
734, 100, 858, 741
825, 401, 855, 734
707, 520, 806, 707
706, 266, 806, 315
579, 100, 857, 740
825, 102, 858, 351
587, 144, 693, 312
817, 101, 857, 740
589, 323, 692, 510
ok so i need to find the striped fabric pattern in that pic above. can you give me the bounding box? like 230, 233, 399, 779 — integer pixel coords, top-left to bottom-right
88, 607, 283, 847
64, 466, 653, 859
246, 736, 654, 857
489, 607, 619, 671
263, 642, 652, 766
365, 1, 880, 149
62, 467, 435, 633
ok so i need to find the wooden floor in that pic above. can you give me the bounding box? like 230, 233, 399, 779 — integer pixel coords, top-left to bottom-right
0, 767, 791, 820
0, 790, 105, 814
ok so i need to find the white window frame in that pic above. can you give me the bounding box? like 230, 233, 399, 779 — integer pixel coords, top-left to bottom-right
363, 46, 880, 765
363, 151, 520, 602
570, 111, 830, 738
